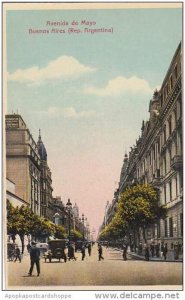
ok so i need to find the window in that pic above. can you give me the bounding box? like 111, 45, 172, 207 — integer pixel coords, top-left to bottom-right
165, 84, 168, 98
153, 145, 156, 160
180, 213, 183, 236
169, 217, 173, 237
174, 64, 178, 79
175, 176, 178, 196
158, 139, 160, 153
170, 75, 173, 90
179, 132, 182, 154
179, 99, 182, 117
163, 125, 166, 143
169, 148, 172, 164
173, 109, 177, 128
165, 219, 168, 237
164, 184, 167, 204
161, 94, 163, 106
164, 157, 167, 175
149, 153, 152, 165
168, 116, 172, 135
169, 181, 172, 201
157, 222, 161, 238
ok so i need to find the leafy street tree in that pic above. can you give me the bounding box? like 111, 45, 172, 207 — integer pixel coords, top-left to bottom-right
54, 224, 67, 239
99, 212, 127, 242
118, 184, 167, 243
99, 184, 166, 246
7, 201, 33, 253
71, 229, 83, 241
7, 201, 66, 253
30, 216, 56, 241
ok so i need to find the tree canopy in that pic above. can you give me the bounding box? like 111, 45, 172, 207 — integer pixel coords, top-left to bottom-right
99, 184, 166, 243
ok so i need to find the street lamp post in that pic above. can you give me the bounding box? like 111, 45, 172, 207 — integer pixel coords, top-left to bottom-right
82, 213, 85, 242
53, 212, 60, 240
66, 198, 72, 243
86, 221, 90, 241
92, 228, 96, 242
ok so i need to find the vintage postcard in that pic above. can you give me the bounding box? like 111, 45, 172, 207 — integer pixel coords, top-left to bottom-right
2, 1, 183, 296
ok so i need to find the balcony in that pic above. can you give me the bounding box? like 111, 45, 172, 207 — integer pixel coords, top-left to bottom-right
151, 176, 163, 187
171, 155, 183, 171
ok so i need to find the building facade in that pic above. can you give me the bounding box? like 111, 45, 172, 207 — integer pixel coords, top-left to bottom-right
6, 114, 55, 218
101, 42, 183, 249
6, 178, 28, 208
6, 114, 41, 215
37, 130, 53, 218
6, 114, 88, 242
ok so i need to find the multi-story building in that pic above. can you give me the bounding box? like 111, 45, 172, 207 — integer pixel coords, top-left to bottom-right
5, 114, 87, 243
6, 114, 41, 215
6, 114, 55, 219
101, 42, 183, 249
37, 130, 53, 218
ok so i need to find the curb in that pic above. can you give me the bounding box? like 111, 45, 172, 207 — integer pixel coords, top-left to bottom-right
112, 248, 183, 262
129, 252, 183, 263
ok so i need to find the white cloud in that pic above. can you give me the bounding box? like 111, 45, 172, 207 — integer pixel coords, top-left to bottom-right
38, 106, 96, 119
84, 76, 154, 97
8, 56, 96, 84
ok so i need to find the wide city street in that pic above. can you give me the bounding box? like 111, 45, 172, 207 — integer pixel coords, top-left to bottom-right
6, 245, 182, 290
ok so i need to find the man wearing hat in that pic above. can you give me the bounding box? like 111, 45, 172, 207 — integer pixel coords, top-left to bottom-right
28, 241, 41, 276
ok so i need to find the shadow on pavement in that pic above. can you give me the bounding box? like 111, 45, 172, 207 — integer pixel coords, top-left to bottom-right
107, 258, 125, 261
22, 275, 37, 278
43, 261, 66, 264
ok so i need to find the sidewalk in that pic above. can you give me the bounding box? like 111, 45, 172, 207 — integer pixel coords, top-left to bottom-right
113, 248, 183, 262
129, 251, 183, 262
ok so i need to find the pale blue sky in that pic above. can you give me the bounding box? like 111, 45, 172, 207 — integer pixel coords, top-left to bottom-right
6, 7, 182, 233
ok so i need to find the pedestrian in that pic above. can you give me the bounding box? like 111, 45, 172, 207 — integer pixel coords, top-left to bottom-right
81, 244, 86, 261
138, 243, 143, 255
161, 243, 164, 258
150, 244, 155, 257
98, 244, 104, 261
144, 244, 150, 261
28, 241, 40, 276
14, 245, 21, 263
155, 243, 160, 258
27, 243, 31, 253
68, 244, 76, 261
87, 243, 92, 256
123, 244, 127, 261
174, 242, 180, 260
162, 243, 168, 260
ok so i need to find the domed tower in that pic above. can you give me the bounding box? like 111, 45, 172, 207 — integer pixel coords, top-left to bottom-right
37, 129, 47, 161
72, 203, 79, 219
149, 90, 160, 125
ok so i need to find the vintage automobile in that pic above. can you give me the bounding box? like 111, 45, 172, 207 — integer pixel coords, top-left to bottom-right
43, 239, 67, 263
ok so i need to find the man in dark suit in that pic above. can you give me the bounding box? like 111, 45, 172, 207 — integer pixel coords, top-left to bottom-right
122, 244, 128, 261
98, 243, 104, 261
14, 245, 21, 263
28, 241, 40, 276
81, 244, 86, 261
